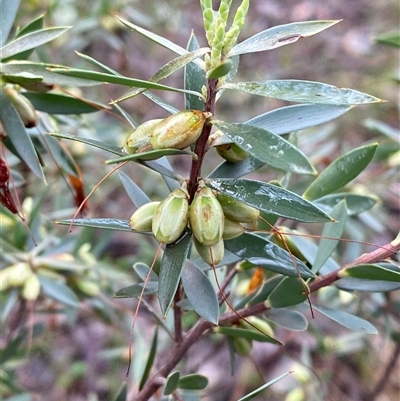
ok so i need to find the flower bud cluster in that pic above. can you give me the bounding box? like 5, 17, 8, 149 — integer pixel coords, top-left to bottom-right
129, 181, 259, 266
124, 110, 211, 155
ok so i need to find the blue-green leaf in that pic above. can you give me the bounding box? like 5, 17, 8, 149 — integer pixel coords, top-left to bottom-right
159, 231, 192, 316
314, 192, 378, 215
266, 277, 308, 308
207, 178, 332, 222
246, 276, 284, 307
265, 309, 308, 331
56, 218, 133, 232
139, 328, 158, 390
336, 278, 400, 292
212, 119, 316, 175
105, 149, 194, 164
114, 282, 158, 298
181, 260, 219, 324
339, 264, 400, 282
0, 0, 20, 46
164, 371, 180, 395
178, 374, 208, 390
111, 382, 127, 401
208, 157, 265, 179
118, 171, 151, 208
133, 262, 159, 283
38, 275, 79, 308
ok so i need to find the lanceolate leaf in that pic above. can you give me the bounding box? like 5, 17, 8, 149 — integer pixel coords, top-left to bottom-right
225, 233, 315, 278
1, 27, 71, 60
181, 260, 219, 324
312, 199, 347, 273
303, 143, 378, 201
0, 87, 44, 180
1, 0, 20, 46
114, 282, 158, 298
159, 231, 192, 316
222, 80, 382, 105
56, 218, 133, 232
214, 326, 280, 344
336, 278, 400, 292
38, 275, 79, 308
265, 309, 308, 331
208, 157, 265, 179
139, 328, 158, 390
212, 119, 316, 174
228, 20, 340, 56
106, 149, 194, 164
313, 304, 378, 334
314, 192, 378, 215
118, 171, 151, 208
339, 264, 400, 282
207, 179, 332, 222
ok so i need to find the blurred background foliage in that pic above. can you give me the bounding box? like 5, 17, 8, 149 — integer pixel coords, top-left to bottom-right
1, 0, 399, 400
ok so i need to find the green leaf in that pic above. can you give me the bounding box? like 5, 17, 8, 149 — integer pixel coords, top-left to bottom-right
303, 143, 378, 200
208, 157, 265, 179
105, 149, 194, 164
207, 178, 332, 222
159, 231, 192, 316
222, 80, 382, 105
118, 171, 151, 208
0, 87, 44, 180
38, 275, 79, 307
375, 31, 400, 48
312, 199, 347, 273
246, 276, 284, 307
313, 304, 378, 334
178, 374, 208, 390
314, 192, 378, 215
339, 264, 400, 282
266, 277, 308, 308
49, 67, 203, 98
246, 104, 352, 135
0, 62, 102, 86
336, 277, 400, 292
185, 32, 206, 110
50, 132, 123, 155
164, 371, 180, 395
139, 328, 158, 390
181, 260, 219, 324
1, 27, 71, 60
56, 218, 133, 232
76, 51, 120, 75
142, 91, 180, 114
133, 262, 159, 283
17, 13, 45, 37
214, 327, 280, 344
237, 372, 291, 401
111, 382, 127, 401
228, 20, 340, 56
114, 282, 158, 298
22, 92, 107, 114
0, 0, 20, 46
225, 233, 315, 278
212, 120, 316, 175
265, 309, 308, 331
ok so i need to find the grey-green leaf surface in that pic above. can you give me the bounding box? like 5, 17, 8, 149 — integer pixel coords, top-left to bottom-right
222, 80, 382, 105
164, 371, 180, 395
225, 233, 315, 278
246, 276, 284, 307
178, 374, 209, 390
266, 277, 308, 308
139, 328, 158, 390
118, 171, 151, 208
1, 27, 70, 60
228, 20, 340, 56
0, 87, 44, 180
265, 309, 308, 331
312, 200, 347, 273
208, 157, 265, 179
38, 275, 79, 308
214, 326, 280, 344
159, 231, 192, 316
336, 277, 400, 292
1, 0, 20, 46
207, 179, 332, 222
303, 143, 378, 200
142, 91, 180, 114
313, 304, 378, 334
314, 192, 378, 215
212, 119, 316, 174
111, 382, 127, 401
340, 264, 400, 282
237, 372, 291, 401
114, 282, 158, 298
133, 262, 159, 283
56, 218, 133, 232
181, 260, 219, 324
106, 149, 194, 164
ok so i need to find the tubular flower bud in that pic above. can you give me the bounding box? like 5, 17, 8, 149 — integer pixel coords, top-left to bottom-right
216, 143, 250, 163
150, 110, 211, 150
124, 119, 163, 154
129, 201, 160, 232
5, 262, 33, 287
21, 274, 41, 301
189, 186, 224, 246
194, 237, 225, 266
152, 189, 189, 244
216, 193, 260, 223
222, 217, 245, 240
233, 336, 253, 356
4, 87, 37, 128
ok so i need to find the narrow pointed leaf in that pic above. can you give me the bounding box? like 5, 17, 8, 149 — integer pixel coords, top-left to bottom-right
143, 158, 181, 190
336, 278, 400, 292
207, 178, 332, 222
216, 55, 240, 100
246, 276, 284, 307
1, 27, 71, 59
111, 382, 127, 401
142, 91, 179, 114
266, 277, 308, 308
225, 233, 315, 278
133, 262, 159, 283
38, 275, 79, 308
164, 371, 180, 395
178, 374, 208, 390
313, 304, 378, 334
208, 157, 265, 179
314, 192, 378, 215
159, 231, 192, 316
303, 143, 378, 200
106, 148, 194, 164
118, 171, 151, 207
181, 260, 219, 324
76, 51, 120, 75
339, 264, 400, 282
228, 20, 340, 56
17, 14, 45, 37
56, 218, 133, 232
375, 31, 400, 48
312, 199, 347, 273
265, 309, 308, 331
139, 328, 158, 390
1, 0, 20, 46
114, 282, 158, 298
237, 372, 291, 401
214, 326, 280, 344
213, 120, 316, 174
222, 80, 382, 105
0, 87, 44, 180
